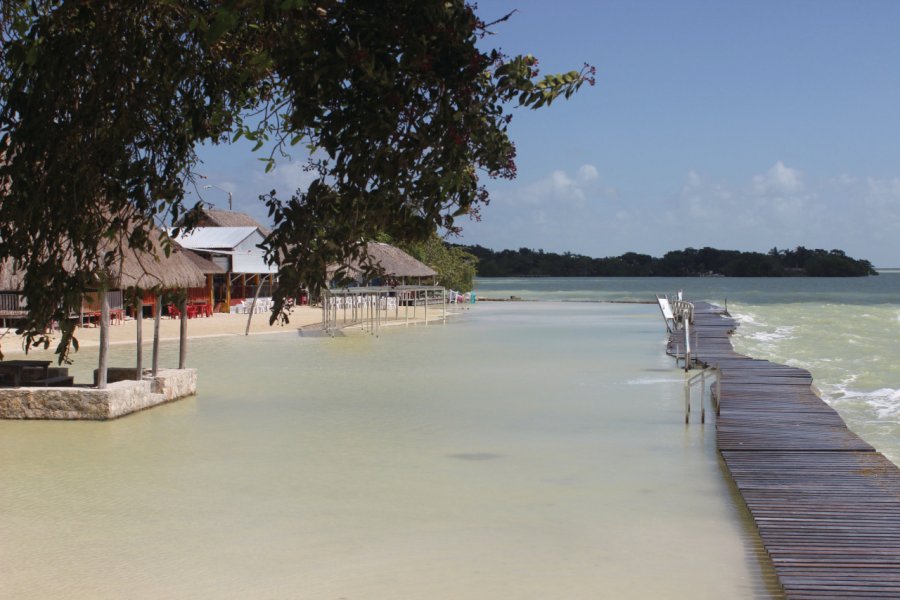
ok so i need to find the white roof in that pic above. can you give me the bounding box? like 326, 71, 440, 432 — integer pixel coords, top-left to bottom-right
169, 227, 259, 250
233, 252, 278, 274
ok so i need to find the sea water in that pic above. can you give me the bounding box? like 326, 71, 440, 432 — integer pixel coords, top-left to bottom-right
0, 301, 780, 598
477, 274, 900, 465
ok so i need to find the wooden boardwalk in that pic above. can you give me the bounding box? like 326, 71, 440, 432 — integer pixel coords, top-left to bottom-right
669, 302, 900, 599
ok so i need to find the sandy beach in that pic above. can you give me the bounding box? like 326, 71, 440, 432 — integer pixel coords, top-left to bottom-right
0, 304, 459, 357
0, 307, 320, 356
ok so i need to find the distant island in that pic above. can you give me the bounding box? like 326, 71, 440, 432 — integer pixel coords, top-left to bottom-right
458, 245, 877, 277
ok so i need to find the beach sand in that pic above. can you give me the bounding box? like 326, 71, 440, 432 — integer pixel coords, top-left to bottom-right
0, 304, 458, 357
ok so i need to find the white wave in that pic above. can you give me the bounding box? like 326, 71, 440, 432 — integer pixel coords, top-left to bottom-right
731, 311, 762, 326
746, 325, 796, 342
825, 385, 900, 420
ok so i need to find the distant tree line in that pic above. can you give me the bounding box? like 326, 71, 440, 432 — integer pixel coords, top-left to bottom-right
457, 245, 877, 277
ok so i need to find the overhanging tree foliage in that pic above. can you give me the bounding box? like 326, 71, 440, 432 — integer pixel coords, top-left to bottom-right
0, 1, 593, 360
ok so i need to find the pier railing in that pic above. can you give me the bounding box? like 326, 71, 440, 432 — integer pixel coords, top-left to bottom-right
659, 296, 696, 371
683, 366, 720, 424
321, 285, 450, 336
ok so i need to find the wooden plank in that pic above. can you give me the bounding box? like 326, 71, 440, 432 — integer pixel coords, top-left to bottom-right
667, 301, 900, 598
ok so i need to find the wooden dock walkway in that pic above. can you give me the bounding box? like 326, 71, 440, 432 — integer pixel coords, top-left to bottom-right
669, 301, 900, 599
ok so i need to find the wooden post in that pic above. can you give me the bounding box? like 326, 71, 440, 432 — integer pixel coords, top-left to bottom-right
152, 293, 161, 376
135, 296, 143, 380
97, 288, 110, 389
225, 272, 232, 310
179, 294, 187, 369
208, 274, 214, 308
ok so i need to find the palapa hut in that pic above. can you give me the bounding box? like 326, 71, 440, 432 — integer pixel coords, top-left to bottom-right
327, 242, 437, 287
0, 230, 208, 389
94, 231, 208, 388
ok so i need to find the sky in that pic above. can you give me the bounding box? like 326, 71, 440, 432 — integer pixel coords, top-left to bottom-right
194, 1, 900, 267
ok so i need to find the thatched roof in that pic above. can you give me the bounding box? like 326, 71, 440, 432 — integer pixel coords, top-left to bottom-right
197, 208, 271, 235
328, 242, 437, 279
0, 231, 208, 292
182, 249, 225, 275
103, 231, 207, 290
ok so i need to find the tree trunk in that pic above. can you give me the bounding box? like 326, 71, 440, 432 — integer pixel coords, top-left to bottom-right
244, 277, 264, 336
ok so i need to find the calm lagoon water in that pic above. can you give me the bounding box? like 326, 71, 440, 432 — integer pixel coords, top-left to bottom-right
0, 300, 779, 599
477, 274, 900, 464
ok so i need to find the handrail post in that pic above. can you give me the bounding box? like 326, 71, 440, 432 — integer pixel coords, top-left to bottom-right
700, 369, 706, 423
684, 317, 691, 372
716, 367, 722, 416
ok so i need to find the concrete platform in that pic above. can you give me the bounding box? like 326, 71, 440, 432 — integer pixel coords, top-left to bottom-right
0, 368, 197, 420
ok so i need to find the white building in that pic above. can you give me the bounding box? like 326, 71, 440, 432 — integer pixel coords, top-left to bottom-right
169, 226, 277, 311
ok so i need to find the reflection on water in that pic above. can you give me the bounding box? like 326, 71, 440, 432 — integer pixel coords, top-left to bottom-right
0, 303, 778, 599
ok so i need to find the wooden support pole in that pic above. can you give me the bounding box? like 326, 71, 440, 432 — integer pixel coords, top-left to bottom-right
97, 288, 110, 389
135, 297, 143, 380
152, 293, 161, 376
178, 294, 187, 369
225, 272, 232, 309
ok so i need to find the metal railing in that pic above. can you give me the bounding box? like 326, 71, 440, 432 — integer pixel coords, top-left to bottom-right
668, 298, 695, 371
684, 366, 721, 424
321, 285, 448, 337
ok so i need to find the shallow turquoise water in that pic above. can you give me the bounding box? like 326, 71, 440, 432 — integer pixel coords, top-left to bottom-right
0, 302, 778, 599
476, 275, 900, 464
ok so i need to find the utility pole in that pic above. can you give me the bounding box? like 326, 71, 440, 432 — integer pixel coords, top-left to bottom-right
203, 184, 233, 210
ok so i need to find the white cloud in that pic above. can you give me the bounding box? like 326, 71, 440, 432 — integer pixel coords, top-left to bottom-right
752, 161, 804, 196
577, 164, 600, 182
498, 163, 616, 210
254, 162, 318, 196
405, 161, 900, 266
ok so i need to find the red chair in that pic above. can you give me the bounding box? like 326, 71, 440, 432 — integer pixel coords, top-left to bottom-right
167, 304, 181, 318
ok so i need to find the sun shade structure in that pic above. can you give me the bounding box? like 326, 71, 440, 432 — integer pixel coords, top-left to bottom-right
328, 242, 437, 286
103, 238, 207, 290
0, 229, 208, 389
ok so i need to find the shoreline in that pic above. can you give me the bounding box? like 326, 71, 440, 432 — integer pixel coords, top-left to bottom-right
477, 296, 655, 304
0, 305, 463, 357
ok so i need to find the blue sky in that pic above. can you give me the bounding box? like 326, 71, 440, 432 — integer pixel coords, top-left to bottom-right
194, 1, 900, 267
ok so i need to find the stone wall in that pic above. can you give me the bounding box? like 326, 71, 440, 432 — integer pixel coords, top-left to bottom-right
0, 368, 198, 420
